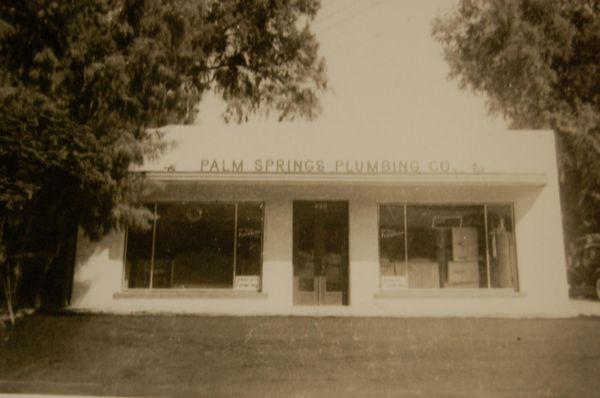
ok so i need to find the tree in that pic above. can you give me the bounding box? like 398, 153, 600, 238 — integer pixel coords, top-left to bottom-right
0, 0, 326, 320
432, 0, 600, 270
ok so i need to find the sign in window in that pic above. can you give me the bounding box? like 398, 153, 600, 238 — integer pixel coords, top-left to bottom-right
378, 204, 518, 291
124, 202, 264, 290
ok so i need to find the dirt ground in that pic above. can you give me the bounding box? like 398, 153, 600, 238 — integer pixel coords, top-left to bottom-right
1, 314, 600, 397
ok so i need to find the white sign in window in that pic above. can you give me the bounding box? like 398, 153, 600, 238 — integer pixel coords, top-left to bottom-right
234, 275, 261, 291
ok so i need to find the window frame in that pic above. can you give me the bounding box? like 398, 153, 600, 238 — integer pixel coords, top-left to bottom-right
377, 202, 519, 292
122, 200, 265, 291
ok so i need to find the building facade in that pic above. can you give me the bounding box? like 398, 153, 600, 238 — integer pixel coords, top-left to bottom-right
70, 127, 570, 317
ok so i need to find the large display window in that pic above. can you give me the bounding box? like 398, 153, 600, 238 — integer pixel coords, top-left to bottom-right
379, 204, 518, 291
124, 202, 264, 290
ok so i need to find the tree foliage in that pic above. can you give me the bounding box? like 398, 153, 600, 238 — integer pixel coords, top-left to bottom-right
0, 0, 326, 308
433, 0, 600, 250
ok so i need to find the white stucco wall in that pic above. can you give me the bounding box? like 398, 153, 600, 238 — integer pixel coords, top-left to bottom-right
70, 129, 571, 317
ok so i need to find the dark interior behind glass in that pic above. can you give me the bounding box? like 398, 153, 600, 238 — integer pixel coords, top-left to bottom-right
125, 202, 263, 289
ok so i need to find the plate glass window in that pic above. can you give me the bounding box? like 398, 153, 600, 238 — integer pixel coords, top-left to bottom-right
124, 202, 263, 290
378, 204, 518, 290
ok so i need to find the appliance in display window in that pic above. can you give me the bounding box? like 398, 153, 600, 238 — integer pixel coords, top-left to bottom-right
447, 227, 479, 288
489, 217, 517, 289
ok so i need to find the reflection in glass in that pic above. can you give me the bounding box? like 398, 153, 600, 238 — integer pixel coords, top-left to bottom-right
124, 202, 263, 289
236, 203, 264, 276
154, 203, 235, 288
295, 203, 316, 292
125, 205, 154, 288
379, 205, 406, 280
322, 210, 344, 292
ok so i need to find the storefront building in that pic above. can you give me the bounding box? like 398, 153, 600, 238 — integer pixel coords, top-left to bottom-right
70, 127, 571, 317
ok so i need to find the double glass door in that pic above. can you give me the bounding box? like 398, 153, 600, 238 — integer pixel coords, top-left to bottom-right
293, 201, 349, 305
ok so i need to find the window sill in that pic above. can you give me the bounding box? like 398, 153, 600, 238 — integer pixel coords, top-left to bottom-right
374, 289, 524, 299
114, 289, 268, 300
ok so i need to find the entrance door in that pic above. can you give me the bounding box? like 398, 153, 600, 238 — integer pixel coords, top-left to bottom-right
293, 201, 349, 305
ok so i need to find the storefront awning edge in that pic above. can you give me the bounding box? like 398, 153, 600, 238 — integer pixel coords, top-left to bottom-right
139, 172, 547, 187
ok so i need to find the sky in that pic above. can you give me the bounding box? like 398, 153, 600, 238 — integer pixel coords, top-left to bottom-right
151, 0, 512, 170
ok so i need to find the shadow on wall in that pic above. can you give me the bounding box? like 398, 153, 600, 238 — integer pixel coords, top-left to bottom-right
512, 187, 543, 225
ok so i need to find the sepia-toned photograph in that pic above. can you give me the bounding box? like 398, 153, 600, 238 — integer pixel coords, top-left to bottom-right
1, 0, 599, 396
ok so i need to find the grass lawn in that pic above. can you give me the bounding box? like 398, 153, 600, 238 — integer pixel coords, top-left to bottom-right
1, 314, 600, 397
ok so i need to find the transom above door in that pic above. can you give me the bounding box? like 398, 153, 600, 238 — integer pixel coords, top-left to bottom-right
293, 201, 349, 305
